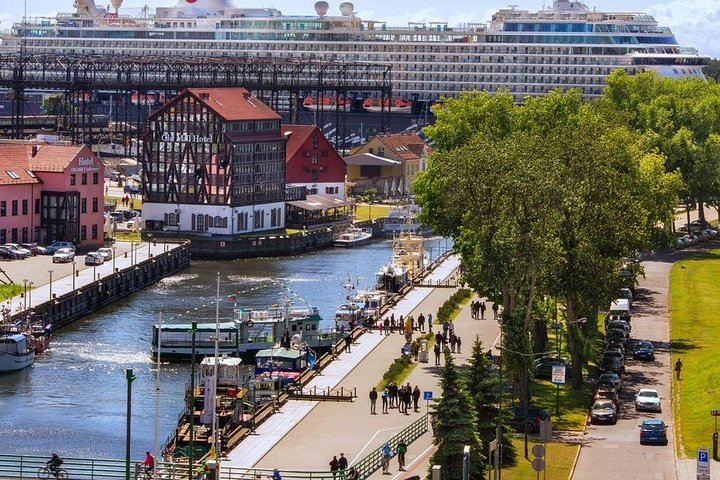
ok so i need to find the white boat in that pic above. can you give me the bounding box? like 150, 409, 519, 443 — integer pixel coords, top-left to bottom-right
382, 204, 430, 236
12, 0, 707, 104
334, 226, 373, 247
376, 224, 428, 293
0, 334, 35, 373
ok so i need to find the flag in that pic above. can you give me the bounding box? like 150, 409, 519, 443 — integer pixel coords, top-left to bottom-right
228, 294, 237, 302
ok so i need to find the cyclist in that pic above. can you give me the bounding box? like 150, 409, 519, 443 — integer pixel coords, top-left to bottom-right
46, 453, 63, 478
141, 451, 155, 478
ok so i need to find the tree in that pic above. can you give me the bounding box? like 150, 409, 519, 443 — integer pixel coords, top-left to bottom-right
704, 59, 720, 82
429, 353, 485, 479
466, 337, 517, 467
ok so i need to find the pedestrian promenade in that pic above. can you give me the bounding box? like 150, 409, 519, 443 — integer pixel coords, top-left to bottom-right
224, 254, 502, 478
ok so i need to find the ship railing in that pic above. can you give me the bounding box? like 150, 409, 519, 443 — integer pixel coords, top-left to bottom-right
0, 454, 128, 480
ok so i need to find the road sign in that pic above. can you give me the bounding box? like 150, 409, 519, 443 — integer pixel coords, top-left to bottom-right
489, 439, 498, 453
711, 410, 720, 416
423, 391, 433, 400
539, 420, 553, 441
532, 444, 545, 458
531, 458, 545, 472
551, 364, 566, 384
697, 447, 710, 475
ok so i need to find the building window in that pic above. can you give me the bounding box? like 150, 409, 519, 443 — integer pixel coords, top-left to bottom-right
22, 199, 28, 215
34, 199, 40, 214
0, 229, 5, 243
312, 136, 319, 149
214, 216, 224, 228
0, 201, 6, 216
70, 174, 76, 185
81, 198, 87, 213
379, 147, 385, 156
92, 197, 99, 213
93, 173, 99, 184
253, 210, 264, 229
21, 227, 28, 243
11, 200, 18, 216
164, 212, 178, 226
81, 173, 87, 185
81, 225, 87, 241
312, 154, 318, 165
92, 224, 98, 240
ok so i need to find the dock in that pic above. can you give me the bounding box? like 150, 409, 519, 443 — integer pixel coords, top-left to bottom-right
220, 254, 501, 477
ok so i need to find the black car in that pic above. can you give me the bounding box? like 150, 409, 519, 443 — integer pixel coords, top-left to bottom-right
0, 245, 17, 260
507, 405, 551, 433
633, 341, 655, 361
20, 243, 46, 255
532, 357, 571, 381
599, 356, 624, 375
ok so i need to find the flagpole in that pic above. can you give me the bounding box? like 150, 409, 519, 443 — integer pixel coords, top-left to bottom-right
153, 311, 162, 475
212, 273, 221, 469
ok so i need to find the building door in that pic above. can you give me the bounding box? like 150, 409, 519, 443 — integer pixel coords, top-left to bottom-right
11, 228, 18, 243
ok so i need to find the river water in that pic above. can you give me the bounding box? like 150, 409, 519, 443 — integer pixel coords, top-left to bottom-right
0, 237, 451, 459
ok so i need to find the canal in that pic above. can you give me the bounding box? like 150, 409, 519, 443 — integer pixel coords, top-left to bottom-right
0, 237, 451, 459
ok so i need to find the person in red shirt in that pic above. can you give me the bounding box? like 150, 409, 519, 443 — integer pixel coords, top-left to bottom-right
142, 452, 155, 477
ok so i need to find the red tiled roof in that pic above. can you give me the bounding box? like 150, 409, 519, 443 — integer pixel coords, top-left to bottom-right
281, 124, 320, 159
28, 144, 84, 172
186, 88, 281, 121
0, 144, 40, 185
374, 132, 430, 160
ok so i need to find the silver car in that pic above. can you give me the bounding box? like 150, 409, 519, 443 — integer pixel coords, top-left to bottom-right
52, 248, 75, 263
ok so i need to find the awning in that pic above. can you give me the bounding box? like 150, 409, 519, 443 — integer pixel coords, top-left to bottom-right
287, 194, 353, 211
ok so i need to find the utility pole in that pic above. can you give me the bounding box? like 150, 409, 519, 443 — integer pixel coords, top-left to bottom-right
125, 368, 136, 480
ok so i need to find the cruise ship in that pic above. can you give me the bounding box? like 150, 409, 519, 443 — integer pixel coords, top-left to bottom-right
7, 0, 708, 105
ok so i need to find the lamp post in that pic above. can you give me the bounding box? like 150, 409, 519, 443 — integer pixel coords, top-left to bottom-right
28, 282, 33, 308
23, 279, 28, 311
147, 234, 153, 258
72, 261, 76, 290
112, 245, 116, 271
125, 368, 136, 480
188, 321, 197, 480
48, 269, 54, 300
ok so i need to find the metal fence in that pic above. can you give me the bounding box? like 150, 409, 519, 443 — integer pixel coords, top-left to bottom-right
0, 414, 428, 480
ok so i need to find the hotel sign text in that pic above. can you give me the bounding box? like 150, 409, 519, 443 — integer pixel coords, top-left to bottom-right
161, 132, 213, 143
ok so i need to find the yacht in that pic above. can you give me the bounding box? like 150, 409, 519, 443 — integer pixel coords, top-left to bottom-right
9, 0, 707, 105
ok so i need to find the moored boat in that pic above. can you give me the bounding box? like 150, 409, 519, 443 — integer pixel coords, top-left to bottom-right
334, 226, 373, 247
0, 334, 35, 373
382, 203, 431, 236
376, 219, 428, 293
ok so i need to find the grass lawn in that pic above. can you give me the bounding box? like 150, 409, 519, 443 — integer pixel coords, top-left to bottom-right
501, 437, 578, 480
0, 283, 23, 301
354, 203, 391, 221
532, 381, 593, 431
669, 247, 720, 457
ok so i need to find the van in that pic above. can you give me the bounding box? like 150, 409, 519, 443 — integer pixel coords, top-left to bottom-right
609, 298, 630, 315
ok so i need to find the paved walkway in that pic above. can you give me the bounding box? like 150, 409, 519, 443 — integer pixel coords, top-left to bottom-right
1, 241, 177, 322
223, 254, 502, 478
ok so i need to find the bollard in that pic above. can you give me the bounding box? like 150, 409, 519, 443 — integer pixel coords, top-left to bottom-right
713, 431, 718, 460
432, 465, 441, 480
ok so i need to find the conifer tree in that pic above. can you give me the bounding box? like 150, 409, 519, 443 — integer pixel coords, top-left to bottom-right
466, 336, 517, 466
429, 353, 485, 479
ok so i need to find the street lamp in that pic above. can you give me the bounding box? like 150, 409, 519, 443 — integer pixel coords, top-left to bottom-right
147, 234, 153, 258
48, 270, 54, 300
112, 245, 116, 271
28, 282, 33, 308
125, 368, 136, 480
23, 279, 28, 311
72, 261, 76, 290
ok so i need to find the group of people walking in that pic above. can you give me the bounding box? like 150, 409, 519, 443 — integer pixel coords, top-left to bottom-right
380, 439, 408, 475
328, 453, 358, 479
369, 383, 422, 415
470, 300, 500, 319
379, 312, 431, 335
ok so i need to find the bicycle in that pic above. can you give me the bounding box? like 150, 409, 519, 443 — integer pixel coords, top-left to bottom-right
37, 466, 68, 480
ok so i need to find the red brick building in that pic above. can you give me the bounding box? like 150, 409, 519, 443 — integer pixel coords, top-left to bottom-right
283, 124, 346, 199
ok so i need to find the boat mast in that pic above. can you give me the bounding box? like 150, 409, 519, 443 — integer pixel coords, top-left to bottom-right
212, 273, 221, 465
154, 311, 162, 468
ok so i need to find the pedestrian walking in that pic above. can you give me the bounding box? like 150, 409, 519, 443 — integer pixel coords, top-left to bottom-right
383, 316, 390, 336
492, 302, 499, 319
338, 453, 348, 474
675, 358, 683, 380
369, 387, 378, 414
389, 382, 398, 408
418, 312, 425, 332
344, 333, 352, 353
380, 442, 393, 475
390, 313, 396, 333
480, 302, 486, 319
412, 385, 421, 412
427, 313, 433, 326
450, 333, 457, 353
397, 439, 407, 471
382, 388, 389, 413
456, 336, 462, 354
433, 343, 441, 365
329, 456, 339, 479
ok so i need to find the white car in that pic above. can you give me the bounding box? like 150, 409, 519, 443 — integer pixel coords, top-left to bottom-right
703, 228, 717, 239
635, 388, 662, 412
97, 247, 113, 261
52, 248, 75, 263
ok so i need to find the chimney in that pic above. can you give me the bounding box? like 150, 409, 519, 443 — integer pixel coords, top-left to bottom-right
199, 92, 210, 100
243, 92, 251, 100
31, 145, 38, 157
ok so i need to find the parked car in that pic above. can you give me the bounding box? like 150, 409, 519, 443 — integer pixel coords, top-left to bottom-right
20, 243, 46, 255
0, 245, 20, 260
3, 244, 31, 259
123, 184, 140, 194
595, 383, 619, 405
52, 248, 75, 263
45, 241, 75, 254
85, 252, 104, 266
599, 356, 624, 375
602, 347, 625, 364
507, 405, 551, 433
97, 248, 113, 261
639, 419, 668, 445
635, 388, 662, 413
702, 228, 717, 239
632, 341, 655, 361
597, 372, 623, 391
591, 399, 618, 425
532, 356, 570, 380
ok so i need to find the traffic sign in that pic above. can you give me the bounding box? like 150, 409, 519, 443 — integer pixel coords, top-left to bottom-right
423, 391, 433, 400
711, 410, 720, 416
551, 364, 566, 384
531, 458, 545, 472
697, 447, 710, 475
532, 444, 545, 458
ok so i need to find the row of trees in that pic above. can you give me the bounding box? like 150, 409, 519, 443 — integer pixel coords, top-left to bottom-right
419, 71, 720, 478
416, 71, 720, 398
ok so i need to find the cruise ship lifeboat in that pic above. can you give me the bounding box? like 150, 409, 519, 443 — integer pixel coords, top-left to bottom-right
363, 97, 413, 113
303, 95, 352, 112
